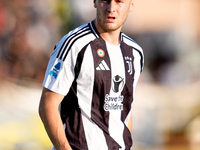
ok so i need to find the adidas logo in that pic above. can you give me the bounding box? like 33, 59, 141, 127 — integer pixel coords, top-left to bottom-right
96, 60, 110, 70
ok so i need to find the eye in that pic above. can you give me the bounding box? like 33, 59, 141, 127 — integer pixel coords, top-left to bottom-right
116, 0, 123, 3
102, 0, 109, 3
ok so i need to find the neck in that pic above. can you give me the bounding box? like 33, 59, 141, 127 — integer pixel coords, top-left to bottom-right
100, 31, 121, 45
94, 19, 121, 45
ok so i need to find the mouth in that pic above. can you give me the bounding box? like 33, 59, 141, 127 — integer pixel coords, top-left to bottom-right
107, 16, 116, 22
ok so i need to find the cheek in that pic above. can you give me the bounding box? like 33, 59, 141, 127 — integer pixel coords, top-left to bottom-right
120, 11, 129, 23
121, 9, 130, 18
97, 10, 104, 25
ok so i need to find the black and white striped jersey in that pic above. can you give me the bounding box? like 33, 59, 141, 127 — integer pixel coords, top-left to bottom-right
43, 20, 144, 150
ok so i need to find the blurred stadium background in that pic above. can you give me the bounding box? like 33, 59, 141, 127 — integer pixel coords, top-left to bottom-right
0, 0, 200, 149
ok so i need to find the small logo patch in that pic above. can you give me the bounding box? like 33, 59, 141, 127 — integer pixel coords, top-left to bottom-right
97, 49, 105, 57
112, 75, 124, 93
125, 56, 133, 75
96, 60, 110, 70
49, 60, 63, 79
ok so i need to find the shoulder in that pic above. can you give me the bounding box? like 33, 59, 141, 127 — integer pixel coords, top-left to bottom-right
59, 22, 94, 47
121, 32, 143, 54
54, 21, 98, 61
121, 32, 144, 72
60, 21, 99, 44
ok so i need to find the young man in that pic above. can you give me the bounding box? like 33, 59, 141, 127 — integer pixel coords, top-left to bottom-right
39, 0, 144, 150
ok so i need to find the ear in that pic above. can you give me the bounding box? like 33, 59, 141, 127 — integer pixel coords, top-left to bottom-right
129, 0, 134, 12
94, 0, 97, 8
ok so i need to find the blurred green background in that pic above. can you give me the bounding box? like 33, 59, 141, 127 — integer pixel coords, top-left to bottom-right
0, 0, 200, 150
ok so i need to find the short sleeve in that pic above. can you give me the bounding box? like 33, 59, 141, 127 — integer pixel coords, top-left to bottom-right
42, 40, 75, 96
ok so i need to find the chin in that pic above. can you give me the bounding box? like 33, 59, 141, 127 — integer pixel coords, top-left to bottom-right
104, 24, 120, 32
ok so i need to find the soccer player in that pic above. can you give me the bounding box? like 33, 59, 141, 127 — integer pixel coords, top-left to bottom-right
39, 0, 144, 150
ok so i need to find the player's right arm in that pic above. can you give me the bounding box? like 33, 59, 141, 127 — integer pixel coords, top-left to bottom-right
39, 87, 72, 150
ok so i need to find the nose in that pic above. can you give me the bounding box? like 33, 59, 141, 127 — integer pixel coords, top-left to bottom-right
107, 1, 116, 13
